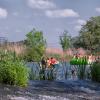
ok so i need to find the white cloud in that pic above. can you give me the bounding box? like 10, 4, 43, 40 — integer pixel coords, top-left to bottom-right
77, 19, 86, 25
0, 8, 8, 18
74, 25, 82, 31
74, 19, 86, 31
45, 9, 79, 18
28, 0, 56, 10
96, 7, 100, 13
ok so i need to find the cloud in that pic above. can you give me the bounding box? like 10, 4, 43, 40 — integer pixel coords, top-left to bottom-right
45, 9, 79, 18
96, 7, 100, 13
0, 8, 8, 18
74, 19, 86, 31
74, 25, 82, 31
28, 0, 56, 10
77, 19, 86, 25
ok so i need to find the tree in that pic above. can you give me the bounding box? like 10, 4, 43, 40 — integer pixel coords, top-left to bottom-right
71, 36, 85, 49
73, 16, 100, 53
59, 31, 71, 51
25, 29, 46, 61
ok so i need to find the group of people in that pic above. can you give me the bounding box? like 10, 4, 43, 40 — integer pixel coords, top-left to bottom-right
40, 57, 59, 80
40, 54, 100, 80
72, 54, 100, 64
71, 54, 100, 79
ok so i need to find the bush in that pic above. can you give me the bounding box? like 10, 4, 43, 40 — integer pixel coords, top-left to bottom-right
0, 51, 29, 87
70, 57, 88, 80
91, 61, 100, 82
77, 65, 86, 80
70, 57, 88, 65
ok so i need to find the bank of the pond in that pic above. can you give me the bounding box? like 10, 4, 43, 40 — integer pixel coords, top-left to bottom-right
0, 80, 100, 100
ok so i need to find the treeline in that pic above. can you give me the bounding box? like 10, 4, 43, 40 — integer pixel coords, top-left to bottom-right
72, 16, 100, 54
1, 16, 100, 61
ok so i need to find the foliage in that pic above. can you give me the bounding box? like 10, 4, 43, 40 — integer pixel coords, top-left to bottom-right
63, 55, 73, 61
59, 31, 71, 51
70, 57, 88, 65
0, 51, 29, 87
90, 61, 100, 82
73, 16, 100, 53
71, 36, 84, 49
70, 57, 88, 80
25, 28, 46, 61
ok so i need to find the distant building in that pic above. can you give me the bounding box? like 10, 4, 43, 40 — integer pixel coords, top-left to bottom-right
0, 37, 8, 45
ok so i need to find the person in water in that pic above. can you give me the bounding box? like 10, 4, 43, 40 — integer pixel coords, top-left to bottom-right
40, 57, 47, 79
50, 57, 59, 80
45, 57, 52, 80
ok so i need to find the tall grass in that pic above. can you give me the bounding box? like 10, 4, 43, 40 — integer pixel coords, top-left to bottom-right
0, 50, 29, 87
90, 61, 100, 82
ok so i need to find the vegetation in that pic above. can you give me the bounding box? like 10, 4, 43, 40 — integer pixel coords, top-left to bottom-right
59, 31, 71, 51
0, 50, 29, 87
24, 28, 46, 61
91, 61, 100, 82
70, 57, 88, 80
72, 16, 100, 53
70, 57, 88, 65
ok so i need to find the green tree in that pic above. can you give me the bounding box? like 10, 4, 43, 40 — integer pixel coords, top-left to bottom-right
25, 29, 46, 61
71, 36, 84, 49
73, 16, 100, 53
59, 31, 71, 51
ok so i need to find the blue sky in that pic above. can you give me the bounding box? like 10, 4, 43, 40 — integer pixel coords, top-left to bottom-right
0, 0, 100, 48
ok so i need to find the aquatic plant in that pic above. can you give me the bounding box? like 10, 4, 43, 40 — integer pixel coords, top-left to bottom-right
90, 61, 100, 82
70, 57, 88, 80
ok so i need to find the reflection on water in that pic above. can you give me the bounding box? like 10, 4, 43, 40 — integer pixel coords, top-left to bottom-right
27, 62, 72, 80
2, 80, 100, 100
1, 62, 98, 100
27, 62, 84, 80
10, 95, 69, 100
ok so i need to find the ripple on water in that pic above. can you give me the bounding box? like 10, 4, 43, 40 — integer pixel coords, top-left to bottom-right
9, 95, 70, 100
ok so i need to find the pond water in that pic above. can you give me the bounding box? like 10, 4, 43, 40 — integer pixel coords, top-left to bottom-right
1, 62, 98, 100
27, 62, 72, 80
26, 62, 90, 80
0, 80, 100, 100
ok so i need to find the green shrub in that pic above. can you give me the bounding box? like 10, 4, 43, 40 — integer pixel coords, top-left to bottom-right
91, 61, 100, 82
0, 51, 29, 87
77, 65, 86, 80
70, 57, 88, 65
70, 57, 88, 80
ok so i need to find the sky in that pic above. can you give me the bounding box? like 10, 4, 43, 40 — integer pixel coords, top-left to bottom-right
0, 0, 100, 48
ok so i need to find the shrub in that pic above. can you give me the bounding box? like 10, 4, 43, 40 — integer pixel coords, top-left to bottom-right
70, 57, 88, 80
77, 65, 86, 80
70, 57, 88, 65
91, 61, 100, 82
0, 51, 29, 87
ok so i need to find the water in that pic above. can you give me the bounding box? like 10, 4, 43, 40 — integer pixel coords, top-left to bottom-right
27, 62, 70, 80
0, 62, 97, 100
27, 62, 88, 80
0, 80, 100, 100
